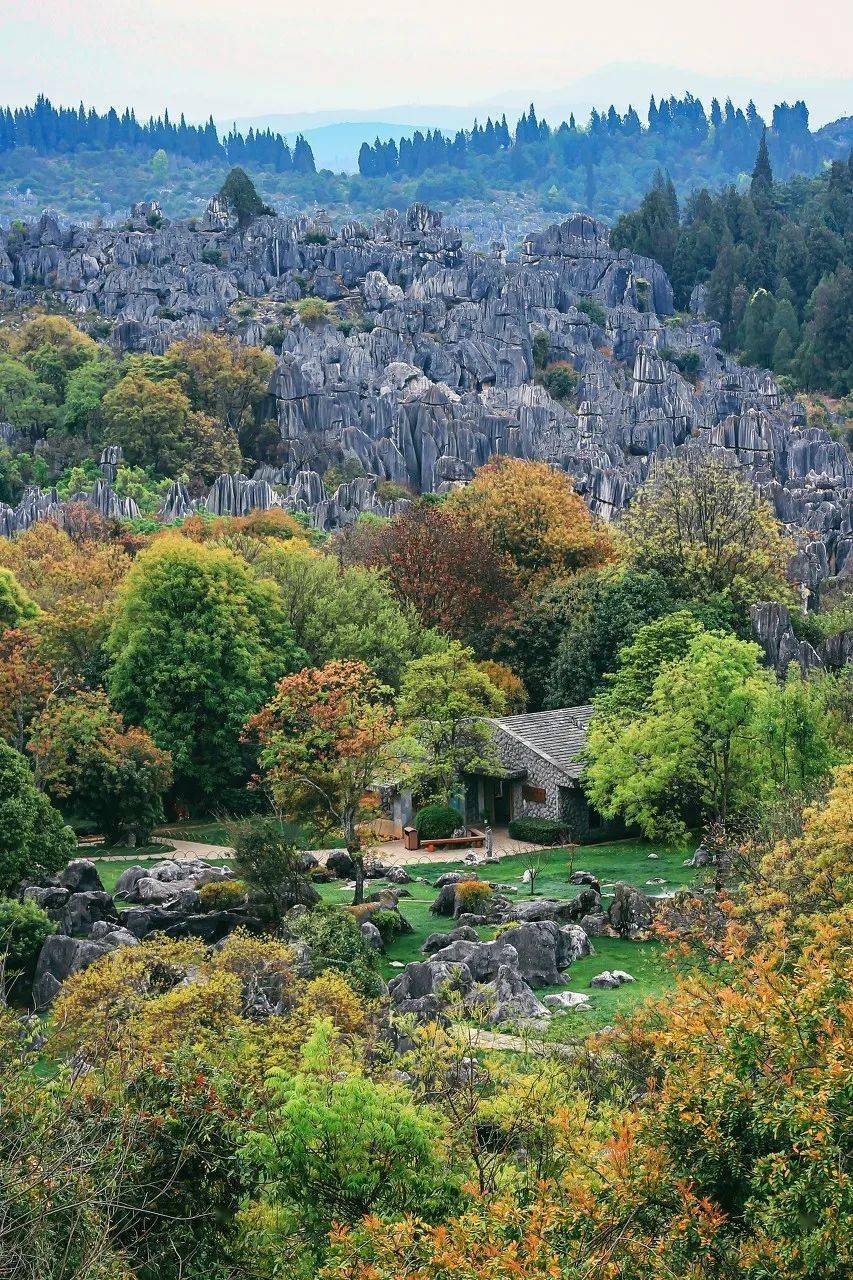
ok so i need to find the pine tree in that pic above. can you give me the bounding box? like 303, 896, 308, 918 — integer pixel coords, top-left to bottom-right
750, 127, 773, 200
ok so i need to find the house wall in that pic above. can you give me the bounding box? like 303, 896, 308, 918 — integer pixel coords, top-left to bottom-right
492, 730, 566, 822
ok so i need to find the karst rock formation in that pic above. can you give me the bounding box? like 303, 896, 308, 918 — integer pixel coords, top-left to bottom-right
1, 196, 850, 606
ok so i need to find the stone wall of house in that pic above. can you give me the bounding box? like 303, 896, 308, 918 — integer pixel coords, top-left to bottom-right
493, 731, 567, 821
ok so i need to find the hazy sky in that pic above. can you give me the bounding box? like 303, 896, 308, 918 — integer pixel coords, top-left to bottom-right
3, 0, 851, 120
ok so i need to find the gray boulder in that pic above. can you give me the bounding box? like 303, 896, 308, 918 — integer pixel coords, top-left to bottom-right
543, 990, 593, 1012
59, 891, 118, 937
326, 850, 356, 878
89, 922, 140, 948
385, 865, 413, 884
421, 925, 479, 954
135, 876, 200, 903
113, 865, 149, 897
607, 882, 653, 937
32, 935, 110, 1008
360, 920, 383, 951
23, 885, 70, 914
468, 964, 549, 1026
56, 858, 104, 893
387, 959, 473, 1018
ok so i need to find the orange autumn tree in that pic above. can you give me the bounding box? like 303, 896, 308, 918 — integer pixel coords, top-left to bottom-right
0, 627, 57, 751
246, 660, 397, 903
446, 456, 616, 589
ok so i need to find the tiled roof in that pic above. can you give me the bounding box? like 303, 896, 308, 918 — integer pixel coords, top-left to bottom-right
490, 706, 594, 779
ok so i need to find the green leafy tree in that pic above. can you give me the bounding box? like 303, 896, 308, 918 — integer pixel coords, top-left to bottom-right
0, 897, 54, 1001
0, 743, 75, 893
100, 371, 192, 474
0, 568, 38, 631
585, 629, 834, 843
28, 691, 173, 845
108, 537, 306, 804
243, 1023, 458, 1268
218, 167, 273, 227
397, 641, 506, 803
621, 449, 794, 616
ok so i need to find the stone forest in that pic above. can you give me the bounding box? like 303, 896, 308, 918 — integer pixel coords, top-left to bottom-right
0, 78, 850, 1280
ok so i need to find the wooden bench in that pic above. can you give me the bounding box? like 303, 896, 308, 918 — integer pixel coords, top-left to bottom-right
416, 828, 487, 853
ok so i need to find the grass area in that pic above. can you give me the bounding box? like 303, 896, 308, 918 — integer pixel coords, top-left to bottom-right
318, 837, 699, 1030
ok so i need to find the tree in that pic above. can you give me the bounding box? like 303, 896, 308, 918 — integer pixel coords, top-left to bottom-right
585, 628, 833, 843
246, 660, 397, 903
100, 371, 192, 474
252, 539, 434, 688
0, 627, 55, 751
0, 520, 130, 680
750, 127, 773, 201
0, 897, 54, 1002
108, 537, 306, 803
218, 167, 274, 226
28, 691, 173, 844
167, 333, 274, 434
151, 147, 168, 184
396, 641, 506, 804
0, 567, 38, 630
243, 1024, 457, 1269
621, 449, 794, 615
0, 743, 75, 893
340, 502, 520, 657
228, 814, 320, 923
446, 457, 615, 589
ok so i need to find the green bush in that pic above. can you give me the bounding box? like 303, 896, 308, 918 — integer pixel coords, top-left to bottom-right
0, 744, 76, 894
532, 330, 550, 369
297, 296, 330, 327
541, 361, 579, 401
507, 816, 570, 845
287, 904, 382, 997
367, 907, 403, 943
198, 878, 246, 912
0, 897, 54, 1000
673, 350, 702, 379
415, 805, 464, 841
200, 245, 224, 267
575, 298, 607, 328
304, 229, 329, 245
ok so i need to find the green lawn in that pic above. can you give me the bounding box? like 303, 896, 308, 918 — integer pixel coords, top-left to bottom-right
318, 838, 699, 1030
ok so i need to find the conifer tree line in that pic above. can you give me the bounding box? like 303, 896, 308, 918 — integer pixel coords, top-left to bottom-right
0, 95, 316, 174
357, 95, 819, 179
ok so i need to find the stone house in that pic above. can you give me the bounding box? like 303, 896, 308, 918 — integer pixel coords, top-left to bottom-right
462, 706, 626, 841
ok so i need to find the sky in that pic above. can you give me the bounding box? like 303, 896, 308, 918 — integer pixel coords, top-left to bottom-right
2, 0, 851, 125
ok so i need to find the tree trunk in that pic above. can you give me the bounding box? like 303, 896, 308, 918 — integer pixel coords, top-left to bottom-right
343, 809, 364, 905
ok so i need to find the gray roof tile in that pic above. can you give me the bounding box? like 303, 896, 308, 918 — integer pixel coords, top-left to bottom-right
490, 706, 593, 779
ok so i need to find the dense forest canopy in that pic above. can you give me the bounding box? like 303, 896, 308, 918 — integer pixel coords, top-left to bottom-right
611, 148, 853, 394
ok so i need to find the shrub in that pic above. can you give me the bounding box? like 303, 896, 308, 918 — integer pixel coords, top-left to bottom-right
575, 298, 607, 327
507, 816, 570, 845
674, 350, 702, 379
0, 897, 54, 1000
304, 229, 329, 245
198, 878, 247, 912
297, 296, 330, 327
287, 904, 382, 997
367, 907, 403, 943
541, 360, 579, 401
201, 245, 224, 267
532, 330, 550, 369
454, 880, 493, 911
0, 744, 76, 894
415, 805, 464, 841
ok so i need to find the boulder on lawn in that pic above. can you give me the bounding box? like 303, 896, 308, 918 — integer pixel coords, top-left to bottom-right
387, 958, 473, 1019
360, 920, 383, 951
59, 891, 118, 937
32, 934, 110, 1008
162, 910, 262, 943
120, 905, 184, 938
56, 858, 104, 894
434, 870, 477, 888
607, 882, 653, 937
559, 885, 603, 921
427, 936, 519, 983
113, 865, 149, 898
421, 925, 479, 954
135, 876, 200, 903
569, 870, 601, 890
543, 990, 593, 1012
385, 865, 413, 884
498, 921, 590, 985
326, 850, 356, 879
589, 969, 635, 989
429, 884, 458, 916
467, 964, 549, 1027
578, 912, 610, 937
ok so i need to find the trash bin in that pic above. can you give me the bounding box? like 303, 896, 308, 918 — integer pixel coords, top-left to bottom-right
403, 826, 419, 851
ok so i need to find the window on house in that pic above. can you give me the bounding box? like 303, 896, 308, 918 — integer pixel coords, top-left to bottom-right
522, 784, 547, 804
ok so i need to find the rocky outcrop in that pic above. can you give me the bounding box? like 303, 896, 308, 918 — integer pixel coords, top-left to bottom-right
1, 199, 849, 596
